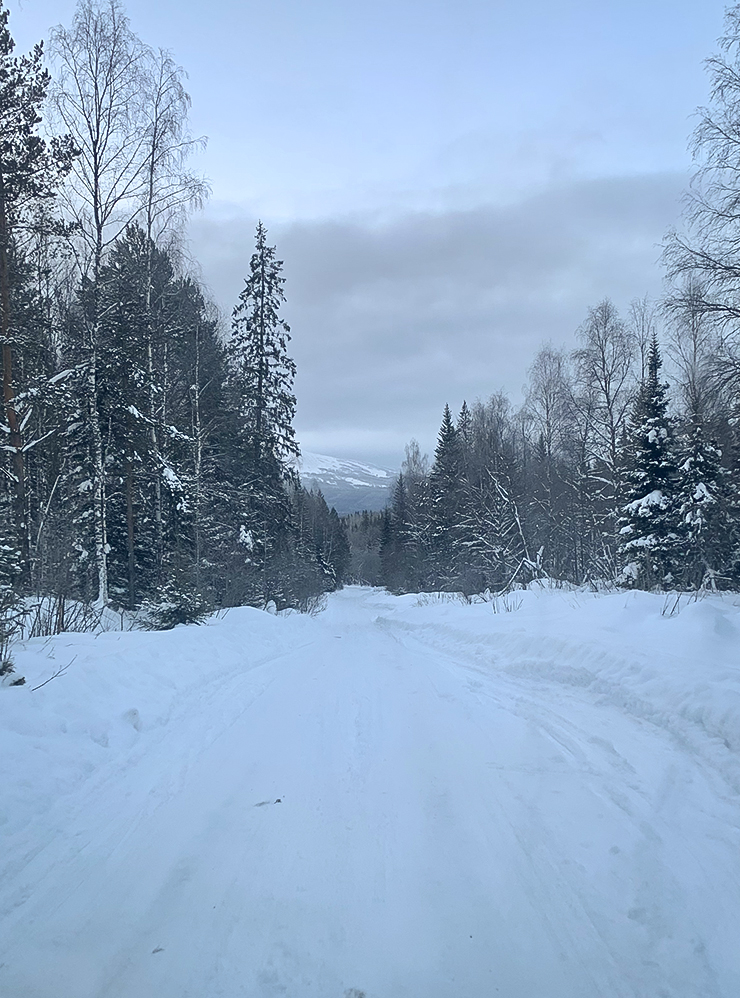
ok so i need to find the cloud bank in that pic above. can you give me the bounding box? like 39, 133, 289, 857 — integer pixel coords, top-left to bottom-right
188, 171, 686, 468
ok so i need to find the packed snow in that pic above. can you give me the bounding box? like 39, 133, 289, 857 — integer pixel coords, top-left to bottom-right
1, 585, 739, 997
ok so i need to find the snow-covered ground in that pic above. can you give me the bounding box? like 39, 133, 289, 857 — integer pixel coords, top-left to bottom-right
1, 586, 739, 997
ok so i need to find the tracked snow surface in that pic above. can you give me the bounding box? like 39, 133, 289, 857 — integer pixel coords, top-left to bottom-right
1, 586, 740, 997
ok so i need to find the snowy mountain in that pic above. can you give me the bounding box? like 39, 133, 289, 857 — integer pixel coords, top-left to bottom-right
294, 451, 394, 514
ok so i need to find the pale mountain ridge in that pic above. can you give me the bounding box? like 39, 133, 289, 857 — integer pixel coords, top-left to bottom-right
293, 450, 395, 514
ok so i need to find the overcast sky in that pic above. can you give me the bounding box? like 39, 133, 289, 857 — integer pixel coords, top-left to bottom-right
11, 0, 729, 468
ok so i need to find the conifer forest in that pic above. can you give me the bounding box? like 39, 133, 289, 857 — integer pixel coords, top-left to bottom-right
3, 0, 740, 659
0, 0, 350, 653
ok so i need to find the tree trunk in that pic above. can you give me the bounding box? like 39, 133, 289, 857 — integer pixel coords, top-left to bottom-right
125, 439, 136, 610
191, 323, 203, 592
0, 171, 30, 581
88, 337, 108, 606
144, 233, 164, 582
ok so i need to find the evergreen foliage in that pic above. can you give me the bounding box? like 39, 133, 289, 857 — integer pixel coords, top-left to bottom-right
7, 0, 740, 650
426, 404, 465, 588
0, 2, 349, 643
675, 420, 735, 588
0, 0, 75, 581
617, 339, 680, 588
229, 221, 298, 473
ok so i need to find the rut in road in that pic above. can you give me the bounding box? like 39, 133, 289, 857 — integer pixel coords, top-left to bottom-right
1, 586, 738, 998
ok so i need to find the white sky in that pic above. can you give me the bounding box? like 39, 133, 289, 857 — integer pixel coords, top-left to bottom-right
11, 0, 729, 468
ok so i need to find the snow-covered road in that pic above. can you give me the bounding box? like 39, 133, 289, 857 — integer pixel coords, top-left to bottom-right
2, 587, 739, 997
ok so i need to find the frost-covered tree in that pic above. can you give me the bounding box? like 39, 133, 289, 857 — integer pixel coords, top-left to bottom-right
50, 0, 154, 603
675, 421, 734, 588
0, 0, 74, 580
617, 338, 680, 589
426, 404, 464, 588
663, 277, 735, 588
229, 221, 298, 475
663, 4, 740, 400
459, 470, 531, 593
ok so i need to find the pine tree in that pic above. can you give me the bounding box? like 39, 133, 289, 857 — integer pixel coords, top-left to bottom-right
617, 338, 680, 588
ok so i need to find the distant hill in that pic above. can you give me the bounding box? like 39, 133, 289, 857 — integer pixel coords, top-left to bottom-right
294, 451, 394, 514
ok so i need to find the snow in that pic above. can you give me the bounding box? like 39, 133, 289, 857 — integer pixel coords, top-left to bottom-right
292, 451, 394, 512
160, 461, 183, 491
693, 481, 712, 501
47, 369, 74, 386
344, 476, 378, 486
625, 488, 666, 513
647, 427, 668, 444
1, 586, 740, 997
238, 525, 255, 550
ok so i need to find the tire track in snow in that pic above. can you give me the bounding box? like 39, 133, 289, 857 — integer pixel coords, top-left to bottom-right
1, 587, 739, 997
378, 606, 740, 998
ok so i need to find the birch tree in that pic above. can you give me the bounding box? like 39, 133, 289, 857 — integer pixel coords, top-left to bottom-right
50, 0, 151, 603
663, 3, 740, 395
50, 0, 207, 603
139, 49, 208, 576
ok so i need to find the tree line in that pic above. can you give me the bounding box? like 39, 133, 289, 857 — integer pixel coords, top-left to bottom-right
377, 307, 736, 595
5, 0, 740, 656
377, 4, 740, 597
0, 0, 349, 658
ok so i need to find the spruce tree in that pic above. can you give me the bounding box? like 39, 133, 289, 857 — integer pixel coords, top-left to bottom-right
427, 404, 465, 588
617, 338, 680, 588
381, 473, 415, 591
675, 418, 734, 589
94, 225, 185, 606
229, 221, 298, 474
227, 222, 301, 606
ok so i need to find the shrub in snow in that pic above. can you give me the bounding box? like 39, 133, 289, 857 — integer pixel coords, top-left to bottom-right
0, 657, 25, 686
0, 542, 24, 685
142, 580, 210, 630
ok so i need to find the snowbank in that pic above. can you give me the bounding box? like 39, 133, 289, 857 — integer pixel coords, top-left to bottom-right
4, 587, 740, 854
0, 607, 312, 866
377, 586, 740, 790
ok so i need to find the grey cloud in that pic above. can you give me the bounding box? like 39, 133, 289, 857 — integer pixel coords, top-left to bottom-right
188, 171, 686, 469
